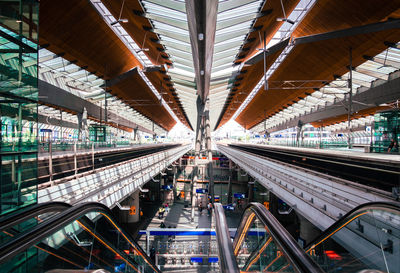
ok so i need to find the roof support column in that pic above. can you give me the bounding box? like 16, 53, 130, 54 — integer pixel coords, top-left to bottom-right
348, 47, 353, 149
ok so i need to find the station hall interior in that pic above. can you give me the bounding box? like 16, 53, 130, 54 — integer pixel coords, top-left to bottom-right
0, 0, 400, 272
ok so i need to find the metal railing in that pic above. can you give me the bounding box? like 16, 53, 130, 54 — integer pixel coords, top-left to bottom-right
0, 202, 161, 273
233, 203, 324, 273
214, 203, 240, 273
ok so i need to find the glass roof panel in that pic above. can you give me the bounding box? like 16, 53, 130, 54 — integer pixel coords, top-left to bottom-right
147, 13, 188, 31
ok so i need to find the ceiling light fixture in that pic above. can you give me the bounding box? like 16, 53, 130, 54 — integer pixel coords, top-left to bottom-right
110, 0, 128, 26
276, 17, 295, 25
277, 0, 295, 25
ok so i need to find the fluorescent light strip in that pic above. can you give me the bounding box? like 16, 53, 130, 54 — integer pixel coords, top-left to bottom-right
90, 0, 182, 128
231, 0, 316, 121
90, 0, 153, 67
137, 70, 180, 124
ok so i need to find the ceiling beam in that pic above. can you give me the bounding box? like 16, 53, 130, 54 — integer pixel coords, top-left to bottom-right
186, 0, 218, 102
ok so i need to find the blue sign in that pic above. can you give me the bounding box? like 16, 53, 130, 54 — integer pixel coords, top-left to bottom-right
40, 129, 52, 133
196, 188, 208, 193
162, 185, 173, 190
234, 193, 245, 199
191, 257, 203, 263
223, 205, 234, 211
208, 257, 219, 263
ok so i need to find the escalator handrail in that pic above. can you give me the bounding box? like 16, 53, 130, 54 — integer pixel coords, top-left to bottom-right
0, 202, 161, 273
233, 202, 324, 273
305, 201, 400, 250
214, 203, 240, 273
0, 202, 71, 232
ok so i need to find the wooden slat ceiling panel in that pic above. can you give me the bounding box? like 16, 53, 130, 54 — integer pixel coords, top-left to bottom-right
235, 0, 299, 64
293, 0, 400, 38
144, 70, 192, 129
236, 27, 400, 129
216, 48, 284, 129
108, 70, 176, 131
101, 0, 170, 67
101, 0, 189, 129
310, 106, 389, 128
39, 0, 141, 79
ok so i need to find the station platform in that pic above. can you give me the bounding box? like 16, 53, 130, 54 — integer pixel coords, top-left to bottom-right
231, 143, 400, 164
222, 143, 400, 193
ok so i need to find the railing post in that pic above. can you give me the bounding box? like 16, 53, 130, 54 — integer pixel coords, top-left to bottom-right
92, 142, 95, 170
146, 230, 150, 256
49, 141, 53, 184
74, 142, 77, 175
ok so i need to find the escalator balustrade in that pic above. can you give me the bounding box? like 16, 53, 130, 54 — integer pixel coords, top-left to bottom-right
304, 202, 400, 273
0, 202, 160, 273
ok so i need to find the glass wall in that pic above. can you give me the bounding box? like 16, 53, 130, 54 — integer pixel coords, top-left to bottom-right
0, 0, 39, 215
373, 109, 400, 153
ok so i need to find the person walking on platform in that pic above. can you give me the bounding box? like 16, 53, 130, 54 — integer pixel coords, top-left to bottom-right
198, 201, 203, 214
158, 206, 165, 219
207, 202, 212, 216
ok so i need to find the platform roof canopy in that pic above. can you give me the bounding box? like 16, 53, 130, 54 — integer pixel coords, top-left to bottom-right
38, 0, 400, 133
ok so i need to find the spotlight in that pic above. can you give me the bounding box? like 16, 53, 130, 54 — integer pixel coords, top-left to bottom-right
110, 18, 128, 26
276, 18, 295, 25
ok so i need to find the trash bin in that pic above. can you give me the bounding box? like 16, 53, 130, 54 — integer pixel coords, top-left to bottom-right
184, 200, 189, 208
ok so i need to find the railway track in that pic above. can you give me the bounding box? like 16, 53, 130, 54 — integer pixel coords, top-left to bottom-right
229, 144, 400, 193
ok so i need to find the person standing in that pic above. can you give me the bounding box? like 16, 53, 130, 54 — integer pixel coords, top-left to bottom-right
158, 206, 165, 219
388, 138, 398, 153
207, 202, 212, 216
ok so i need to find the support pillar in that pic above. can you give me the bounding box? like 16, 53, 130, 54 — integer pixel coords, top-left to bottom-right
60, 109, 63, 140
227, 176, 233, 205
348, 47, 353, 149
121, 190, 140, 223
194, 96, 205, 160
77, 112, 83, 141
208, 161, 214, 204
191, 165, 198, 222
298, 213, 321, 246
248, 181, 254, 203
134, 126, 138, 142
172, 166, 177, 203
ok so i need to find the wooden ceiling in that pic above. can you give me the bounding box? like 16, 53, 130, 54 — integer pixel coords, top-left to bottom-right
215, 40, 288, 129
107, 68, 176, 131
236, 24, 400, 129
293, 0, 400, 38
234, 0, 299, 65
39, 0, 187, 131
235, 0, 400, 129
144, 68, 192, 130
40, 0, 141, 80
101, 0, 171, 67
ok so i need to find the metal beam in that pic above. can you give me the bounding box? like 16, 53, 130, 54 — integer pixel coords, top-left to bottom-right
186, 0, 218, 102
265, 72, 400, 133
38, 80, 154, 134
38, 115, 79, 129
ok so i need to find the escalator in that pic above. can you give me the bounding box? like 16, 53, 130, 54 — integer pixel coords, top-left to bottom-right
0, 201, 398, 272
215, 201, 400, 273
0, 202, 160, 273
